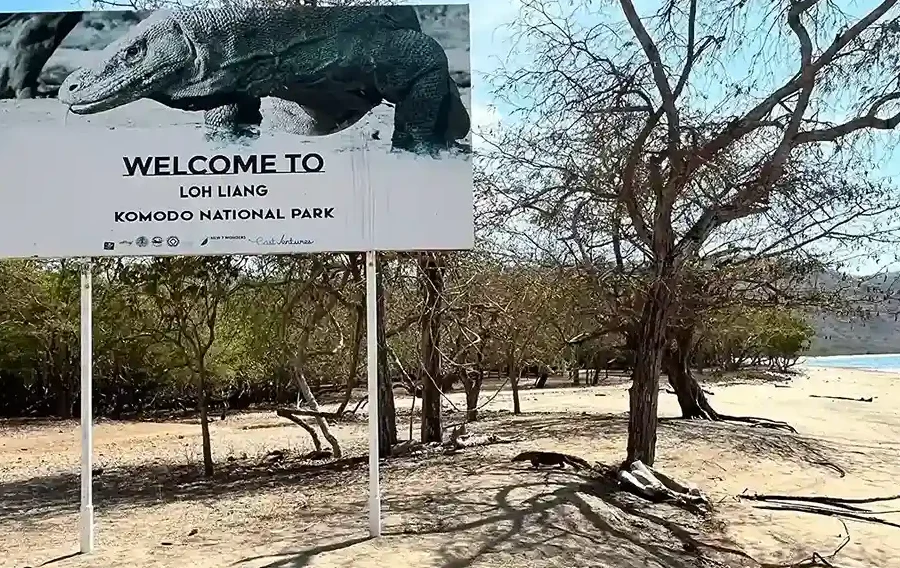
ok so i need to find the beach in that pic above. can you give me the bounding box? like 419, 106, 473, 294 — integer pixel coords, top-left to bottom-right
1, 365, 898, 568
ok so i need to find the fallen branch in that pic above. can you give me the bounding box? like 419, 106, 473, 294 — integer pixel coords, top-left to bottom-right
617, 461, 708, 505
277, 408, 341, 421
741, 491, 900, 530
446, 433, 516, 450
809, 395, 874, 403
752, 503, 900, 529
274, 409, 323, 452
741, 491, 900, 507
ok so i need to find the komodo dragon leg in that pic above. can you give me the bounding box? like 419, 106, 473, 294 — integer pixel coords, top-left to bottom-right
203, 95, 263, 144
203, 91, 379, 142
373, 29, 471, 156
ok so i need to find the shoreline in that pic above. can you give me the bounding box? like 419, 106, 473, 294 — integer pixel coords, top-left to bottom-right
801, 364, 900, 376
799, 353, 900, 375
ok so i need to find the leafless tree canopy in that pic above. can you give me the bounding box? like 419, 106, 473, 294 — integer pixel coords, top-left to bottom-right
479, 0, 900, 464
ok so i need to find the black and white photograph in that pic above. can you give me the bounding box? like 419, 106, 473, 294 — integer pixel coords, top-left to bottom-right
0, 6, 472, 155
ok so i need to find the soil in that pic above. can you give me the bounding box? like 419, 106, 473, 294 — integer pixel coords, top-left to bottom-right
1, 366, 898, 568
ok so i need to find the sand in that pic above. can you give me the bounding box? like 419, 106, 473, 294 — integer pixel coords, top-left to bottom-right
1, 366, 898, 568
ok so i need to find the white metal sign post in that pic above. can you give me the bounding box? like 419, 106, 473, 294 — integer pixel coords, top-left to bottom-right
365, 251, 381, 537
79, 260, 94, 553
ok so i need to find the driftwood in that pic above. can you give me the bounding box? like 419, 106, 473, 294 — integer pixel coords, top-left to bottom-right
809, 395, 874, 403
741, 491, 900, 509
740, 491, 900, 529
447, 432, 516, 450
617, 461, 707, 505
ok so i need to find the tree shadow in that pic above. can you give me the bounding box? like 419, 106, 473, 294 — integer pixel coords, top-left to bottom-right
394, 475, 752, 568
234, 536, 372, 568
233, 468, 756, 568
1, 410, 847, 532
485, 411, 845, 476
0, 454, 370, 525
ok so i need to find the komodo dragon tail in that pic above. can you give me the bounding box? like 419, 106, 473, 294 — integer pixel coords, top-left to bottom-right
560, 454, 592, 470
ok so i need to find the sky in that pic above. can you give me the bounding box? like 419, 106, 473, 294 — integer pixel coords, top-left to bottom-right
3, 0, 899, 274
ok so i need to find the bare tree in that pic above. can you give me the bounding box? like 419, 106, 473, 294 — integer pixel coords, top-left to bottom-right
484, 0, 900, 465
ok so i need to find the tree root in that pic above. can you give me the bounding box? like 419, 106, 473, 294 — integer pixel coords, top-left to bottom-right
715, 414, 798, 433
664, 414, 798, 433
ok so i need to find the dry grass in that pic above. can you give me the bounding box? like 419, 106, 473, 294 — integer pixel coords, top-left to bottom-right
1, 366, 899, 568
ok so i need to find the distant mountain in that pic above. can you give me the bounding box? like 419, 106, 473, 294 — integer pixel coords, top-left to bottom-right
806, 270, 900, 356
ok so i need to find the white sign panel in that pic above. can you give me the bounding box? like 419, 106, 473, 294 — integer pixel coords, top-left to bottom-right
0, 5, 474, 258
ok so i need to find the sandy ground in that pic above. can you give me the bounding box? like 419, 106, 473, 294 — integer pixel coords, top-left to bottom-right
1, 366, 898, 568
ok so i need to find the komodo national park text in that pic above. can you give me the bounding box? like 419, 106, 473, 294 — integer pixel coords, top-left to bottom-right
57, 6, 471, 156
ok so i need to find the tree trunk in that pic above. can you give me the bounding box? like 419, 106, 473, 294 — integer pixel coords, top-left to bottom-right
375, 260, 397, 456
198, 365, 214, 477
464, 346, 485, 422
419, 253, 444, 443
665, 325, 721, 420
336, 302, 365, 415
0, 13, 82, 99
509, 356, 522, 415
626, 279, 672, 467
276, 409, 323, 451
294, 369, 342, 458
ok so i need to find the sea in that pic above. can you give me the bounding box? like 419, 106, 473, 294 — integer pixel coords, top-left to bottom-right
801, 353, 900, 373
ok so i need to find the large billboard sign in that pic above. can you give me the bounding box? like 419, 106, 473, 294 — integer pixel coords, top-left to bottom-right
0, 5, 474, 258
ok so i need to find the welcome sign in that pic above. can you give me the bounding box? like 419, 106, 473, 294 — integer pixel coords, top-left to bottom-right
0, 5, 474, 258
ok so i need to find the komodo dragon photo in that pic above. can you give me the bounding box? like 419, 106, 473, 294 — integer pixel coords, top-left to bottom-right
57, 6, 471, 156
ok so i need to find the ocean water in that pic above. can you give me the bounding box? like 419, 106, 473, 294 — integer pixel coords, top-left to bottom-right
802, 353, 900, 373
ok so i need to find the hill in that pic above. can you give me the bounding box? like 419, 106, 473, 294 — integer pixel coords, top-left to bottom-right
806, 270, 900, 355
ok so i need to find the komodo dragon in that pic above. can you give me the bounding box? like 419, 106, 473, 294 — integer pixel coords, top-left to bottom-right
57, 6, 471, 156
512, 451, 592, 470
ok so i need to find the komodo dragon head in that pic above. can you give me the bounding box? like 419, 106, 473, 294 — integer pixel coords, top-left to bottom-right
59, 11, 236, 114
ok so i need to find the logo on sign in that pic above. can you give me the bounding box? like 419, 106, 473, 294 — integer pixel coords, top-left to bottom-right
151, 236, 164, 247
167, 236, 180, 247
103, 241, 115, 251
135, 236, 149, 248
251, 235, 315, 246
